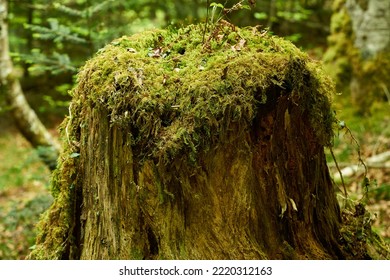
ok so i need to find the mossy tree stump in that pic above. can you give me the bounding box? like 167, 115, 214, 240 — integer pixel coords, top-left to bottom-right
30, 24, 368, 259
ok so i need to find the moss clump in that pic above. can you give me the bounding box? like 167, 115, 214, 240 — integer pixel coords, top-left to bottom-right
340, 203, 390, 259
28, 133, 79, 260
72, 23, 335, 164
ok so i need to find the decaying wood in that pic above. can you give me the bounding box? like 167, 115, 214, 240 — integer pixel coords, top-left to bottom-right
29, 24, 389, 260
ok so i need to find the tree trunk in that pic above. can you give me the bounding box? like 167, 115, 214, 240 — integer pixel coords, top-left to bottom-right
347, 0, 390, 111
324, 0, 390, 113
29, 23, 388, 260
0, 0, 59, 170
346, 0, 390, 58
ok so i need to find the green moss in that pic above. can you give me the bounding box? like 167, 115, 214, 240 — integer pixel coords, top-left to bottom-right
72, 23, 335, 164
28, 139, 79, 259
30, 23, 338, 259
340, 203, 390, 259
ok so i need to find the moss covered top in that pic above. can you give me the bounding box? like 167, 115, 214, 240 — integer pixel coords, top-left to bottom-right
71, 23, 335, 163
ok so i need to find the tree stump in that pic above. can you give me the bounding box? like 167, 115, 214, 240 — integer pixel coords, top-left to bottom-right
29, 23, 382, 259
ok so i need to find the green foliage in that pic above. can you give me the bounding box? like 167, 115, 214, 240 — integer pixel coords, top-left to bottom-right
9, 0, 332, 78
0, 138, 50, 191
369, 182, 390, 201
54, 1, 115, 19
210, 2, 224, 9
26, 18, 87, 44
9, 0, 159, 114
276, 5, 311, 22
6, 0, 332, 115
208, 1, 251, 24
328, 93, 390, 243
16, 49, 76, 75
17, 1, 120, 75
0, 132, 52, 259
0, 195, 53, 259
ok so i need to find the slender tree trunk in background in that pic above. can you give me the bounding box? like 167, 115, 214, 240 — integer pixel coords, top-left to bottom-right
0, 0, 59, 170
346, 0, 390, 57
324, 0, 390, 113
267, 0, 276, 29
23, 0, 34, 77
346, 0, 390, 111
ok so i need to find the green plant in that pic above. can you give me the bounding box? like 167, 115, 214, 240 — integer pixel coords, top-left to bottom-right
0, 195, 53, 259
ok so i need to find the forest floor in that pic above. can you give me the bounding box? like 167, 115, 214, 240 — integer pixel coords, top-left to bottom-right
0, 120, 53, 259
0, 96, 389, 259
328, 96, 390, 243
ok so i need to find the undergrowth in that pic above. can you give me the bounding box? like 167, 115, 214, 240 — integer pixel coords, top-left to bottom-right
0, 130, 52, 259
328, 93, 390, 244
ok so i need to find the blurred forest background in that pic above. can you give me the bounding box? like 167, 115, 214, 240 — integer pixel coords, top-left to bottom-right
0, 0, 389, 259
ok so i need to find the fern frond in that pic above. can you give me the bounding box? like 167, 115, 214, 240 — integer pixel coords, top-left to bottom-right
84, 0, 116, 18
25, 18, 87, 44
19, 49, 77, 75
54, 3, 83, 17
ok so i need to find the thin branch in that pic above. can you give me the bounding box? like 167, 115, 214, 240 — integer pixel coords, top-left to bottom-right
330, 146, 348, 198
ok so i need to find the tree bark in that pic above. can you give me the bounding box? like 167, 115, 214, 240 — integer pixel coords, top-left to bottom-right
28, 24, 389, 260
324, 0, 390, 113
346, 0, 390, 58
0, 0, 59, 170
347, 0, 390, 110
74, 97, 344, 260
